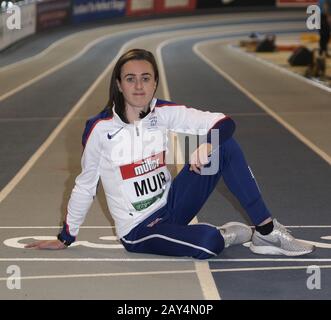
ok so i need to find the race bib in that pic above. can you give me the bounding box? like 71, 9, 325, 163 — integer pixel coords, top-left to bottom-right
120, 151, 168, 211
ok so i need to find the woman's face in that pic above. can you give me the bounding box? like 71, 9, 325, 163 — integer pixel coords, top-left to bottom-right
117, 59, 157, 111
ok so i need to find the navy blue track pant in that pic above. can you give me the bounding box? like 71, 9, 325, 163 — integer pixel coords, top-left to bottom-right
121, 138, 271, 259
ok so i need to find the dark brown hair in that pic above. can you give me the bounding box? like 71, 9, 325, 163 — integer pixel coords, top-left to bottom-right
105, 49, 159, 123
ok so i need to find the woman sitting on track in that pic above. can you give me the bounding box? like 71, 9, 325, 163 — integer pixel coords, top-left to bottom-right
26, 49, 314, 258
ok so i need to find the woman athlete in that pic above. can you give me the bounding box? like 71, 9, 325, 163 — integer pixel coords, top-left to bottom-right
26, 49, 314, 258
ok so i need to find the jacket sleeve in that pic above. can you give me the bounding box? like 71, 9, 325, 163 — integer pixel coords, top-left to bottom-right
158, 104, 235, 144
59, 124, 102, 244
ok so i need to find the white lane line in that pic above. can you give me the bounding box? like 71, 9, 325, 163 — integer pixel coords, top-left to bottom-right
0, 265, 331, 282
0, 22, 314, 299
229, 43, 331, 94
194, 249, 221, 300
0, 226, 116, 229
230, 111, 331, 117
0, 27, 221, 204
0, 12, 302, 72
0, 15, 230, 73
0, 23, 306, 203
212, 265, 331, 273
155, 43, 171, 102
193, 41, 331, 166
0, 27, 233, 301
0, 269, 197, 282
131, 25, 326, 300
0, 20, 267, 103
0, 32, 88, 73
0, 26, 264, 203
157, 37, 221, 300
1, 258, 331, 262
153, 26, 303, 301
0, 60, 112, 201
0, 24, 223, 103
0, 33, 115, 103
0, 37, 128, 201
1, 225, 331, 229
284, 226, 331, 228
0, 22, 181, 73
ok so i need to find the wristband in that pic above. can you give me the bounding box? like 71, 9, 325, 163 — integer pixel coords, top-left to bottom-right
57, 233, 71, 247
57, 222, 76, 246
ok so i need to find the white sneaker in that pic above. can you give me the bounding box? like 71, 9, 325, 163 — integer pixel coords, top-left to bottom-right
250, 219, 315, 256
219, 222, 253, 248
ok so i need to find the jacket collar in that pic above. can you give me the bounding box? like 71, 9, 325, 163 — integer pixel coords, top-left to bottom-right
112, 98, 157, 125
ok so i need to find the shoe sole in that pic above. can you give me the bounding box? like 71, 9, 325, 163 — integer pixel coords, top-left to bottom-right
250, 244, 315, 256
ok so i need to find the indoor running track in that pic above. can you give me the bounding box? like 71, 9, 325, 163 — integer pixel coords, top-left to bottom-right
0, 10, 330, 299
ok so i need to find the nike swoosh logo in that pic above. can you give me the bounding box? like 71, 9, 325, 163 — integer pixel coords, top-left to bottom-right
257, 236, 282, 247
107, 127, 123, 140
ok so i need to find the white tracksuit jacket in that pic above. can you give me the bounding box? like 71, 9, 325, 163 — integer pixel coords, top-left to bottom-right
65, 98, 229, 239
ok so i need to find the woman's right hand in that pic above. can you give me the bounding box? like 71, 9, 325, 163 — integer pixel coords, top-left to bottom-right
25, 240, 67, 250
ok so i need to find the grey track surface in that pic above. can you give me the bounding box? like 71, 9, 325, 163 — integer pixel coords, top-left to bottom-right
0, 13, 306, 191
0, 11, 330, 300
162, 37, 331, 299
0, 7, 300, 66
0, 15, 303, 67
0, 30, 148, 189
163, 38, 331, 226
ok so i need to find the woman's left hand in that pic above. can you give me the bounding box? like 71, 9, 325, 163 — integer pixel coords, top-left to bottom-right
189, 143, 212, 174
25, 240, 67, 250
